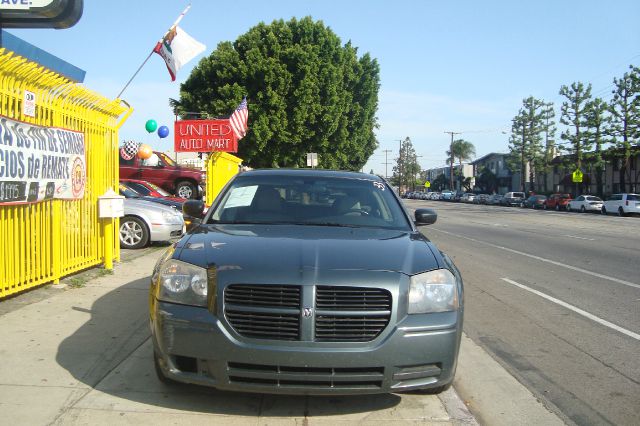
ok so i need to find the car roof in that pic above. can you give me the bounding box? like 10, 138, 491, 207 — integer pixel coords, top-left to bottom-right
239, 169, 383, 181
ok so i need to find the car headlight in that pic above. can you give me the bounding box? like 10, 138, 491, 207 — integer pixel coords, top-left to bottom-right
408, 269, 458, 314
157, 259, 209, 307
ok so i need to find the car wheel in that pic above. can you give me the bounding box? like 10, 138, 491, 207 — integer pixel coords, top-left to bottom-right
543, 204, 547, 210
175, 181, 197, 199
618, 207, 626, 217
601, 207, 607, 215
580, 206, 586, 213
119, 216, 149, 249
154, 350, 176, 385
555, 204, 560, 211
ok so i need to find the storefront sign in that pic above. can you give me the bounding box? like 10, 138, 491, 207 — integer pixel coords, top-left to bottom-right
174, 119, 238, 153
0, 115, 85, 204
0, 0, 83, 29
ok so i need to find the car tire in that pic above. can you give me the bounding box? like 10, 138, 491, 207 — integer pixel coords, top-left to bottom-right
119, 216, 149, 249
555, 204, 560, 211
618, 207, 626, 217
601, 207, 607, 215
543, 204, 547, 210
580, 206, 586, 213
175, 181, 197, 199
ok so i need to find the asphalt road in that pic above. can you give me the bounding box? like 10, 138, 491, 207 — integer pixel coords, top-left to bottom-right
404, 199, 640, 426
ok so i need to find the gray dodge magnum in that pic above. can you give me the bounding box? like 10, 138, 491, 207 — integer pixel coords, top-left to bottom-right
150, 169, 464, 395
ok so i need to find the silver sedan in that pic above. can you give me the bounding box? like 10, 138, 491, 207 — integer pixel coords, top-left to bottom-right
120, 199, 184, 249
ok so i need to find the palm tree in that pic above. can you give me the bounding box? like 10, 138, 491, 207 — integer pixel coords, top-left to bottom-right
446, 139, 476, 191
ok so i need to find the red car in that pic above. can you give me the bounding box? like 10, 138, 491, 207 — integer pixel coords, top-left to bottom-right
119, 151, 204, 199
543, 193, 573, 211
120, 179, 186, 204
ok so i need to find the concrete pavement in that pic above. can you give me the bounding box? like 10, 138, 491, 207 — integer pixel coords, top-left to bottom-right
0, 249, 563, 425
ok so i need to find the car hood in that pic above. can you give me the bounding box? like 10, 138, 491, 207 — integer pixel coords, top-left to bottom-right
124, 198, 182, 215
175, 224, 443, 277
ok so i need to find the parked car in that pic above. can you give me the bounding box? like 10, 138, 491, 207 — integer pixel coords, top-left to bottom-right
487, 194, 503, 205
602, 193, 640, 216
119, 150, 204, 199
473, 194, 490, 204
120, 198, 184, 249
501, 192, 526, 206
121, 179, 186, 207
151, 169, 464, 395
441, 191, 455, 201
567, 195, 603, 213
119, 183, 184, 211
460, 193, 475, 203
544, 193, 573, 211
523, 194, 547, 209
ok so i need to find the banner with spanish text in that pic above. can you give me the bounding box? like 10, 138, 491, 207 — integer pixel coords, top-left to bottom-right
0, 115, 86, 204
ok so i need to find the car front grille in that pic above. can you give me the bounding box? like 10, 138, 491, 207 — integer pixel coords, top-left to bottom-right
315, 286, 391, 342
223, 284, 392, 342
227, 362, 384, 389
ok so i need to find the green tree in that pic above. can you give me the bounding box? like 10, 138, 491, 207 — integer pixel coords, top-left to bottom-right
585, 98, 612, 197
446, 139, 475, 191
176, 17, 380, 170
476, 167, 498, 193
608, 65, 640, 192
391, 137, 421, 191
432, 173, 447, 191
540, 102, 556, 192
507, 97, 545, 192
560, 82, 593, 172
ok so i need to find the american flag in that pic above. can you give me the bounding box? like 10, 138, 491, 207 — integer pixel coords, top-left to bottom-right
230, 97, 248, 140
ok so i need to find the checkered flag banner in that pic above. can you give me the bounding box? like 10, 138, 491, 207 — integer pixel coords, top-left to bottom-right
120, 140, 140, 160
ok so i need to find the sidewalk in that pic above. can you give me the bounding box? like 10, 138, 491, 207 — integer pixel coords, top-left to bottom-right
0, 249, 562, 425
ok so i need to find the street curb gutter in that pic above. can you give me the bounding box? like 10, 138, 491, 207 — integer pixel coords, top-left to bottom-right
454, 334, 565, 426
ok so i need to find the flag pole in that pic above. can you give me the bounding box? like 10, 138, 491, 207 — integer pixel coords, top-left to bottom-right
115, 4, 192, 99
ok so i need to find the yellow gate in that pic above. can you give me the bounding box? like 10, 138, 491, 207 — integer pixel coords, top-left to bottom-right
0, 49, 132, 299
205, 152, 242, 205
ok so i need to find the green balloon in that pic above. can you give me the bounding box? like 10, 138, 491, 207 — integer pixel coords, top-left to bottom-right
145, 119, 158, 133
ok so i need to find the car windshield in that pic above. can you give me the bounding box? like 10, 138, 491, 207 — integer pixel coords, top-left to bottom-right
158, 152, 177, 167
208, 174, 411, 230
119, 184, 141, 198
146, 182, 172, 196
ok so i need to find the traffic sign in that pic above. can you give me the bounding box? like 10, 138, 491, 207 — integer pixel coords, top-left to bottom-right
425, 181, 431, 188
572, 169, 583, 183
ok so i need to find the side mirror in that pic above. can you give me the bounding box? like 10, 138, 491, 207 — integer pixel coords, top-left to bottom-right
183, 200, 205, 232
183, 200, 205, 219
414, 208, 437, 226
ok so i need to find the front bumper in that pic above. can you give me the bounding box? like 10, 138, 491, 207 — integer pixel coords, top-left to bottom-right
150, 300, 463, 395
150, 222, 184, 243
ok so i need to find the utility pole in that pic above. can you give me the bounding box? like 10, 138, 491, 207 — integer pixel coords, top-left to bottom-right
382, 149, 392, 179
444, 131, 461, 191
397, 139, 404, 192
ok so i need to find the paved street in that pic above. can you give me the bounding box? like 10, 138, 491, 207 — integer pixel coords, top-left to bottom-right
405, 199, 640, 426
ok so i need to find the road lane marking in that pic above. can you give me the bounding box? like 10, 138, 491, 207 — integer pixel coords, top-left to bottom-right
501, 278, 640, 341
563, 234, 595, 241
430, 228, 640, 290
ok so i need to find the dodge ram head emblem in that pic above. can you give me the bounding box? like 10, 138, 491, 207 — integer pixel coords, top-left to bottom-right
302, 308, 313, 318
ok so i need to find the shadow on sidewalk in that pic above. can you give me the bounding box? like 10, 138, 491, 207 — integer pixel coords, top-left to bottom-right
56, 276, 401, 416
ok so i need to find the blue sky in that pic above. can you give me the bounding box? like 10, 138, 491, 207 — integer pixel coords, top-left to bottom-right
8, 0, 640, 175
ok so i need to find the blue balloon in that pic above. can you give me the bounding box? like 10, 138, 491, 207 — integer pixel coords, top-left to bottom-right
157, 125, 170, 139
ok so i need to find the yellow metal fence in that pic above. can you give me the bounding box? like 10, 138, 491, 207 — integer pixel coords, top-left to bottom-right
0, 49, 131, 299
205, 152, 242, 205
